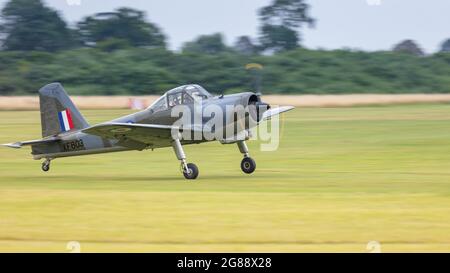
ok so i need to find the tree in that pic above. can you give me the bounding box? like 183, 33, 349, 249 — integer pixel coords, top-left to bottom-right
234, 36, 258, 55
440, 39, 450, 53
77, 7, 166, 48
182, 33, 228, 54
96, 38, 131, 52
393, 40, 425, 56
258, 0, 314, 52
0, 0, 75, 51
259, 24, 299, 52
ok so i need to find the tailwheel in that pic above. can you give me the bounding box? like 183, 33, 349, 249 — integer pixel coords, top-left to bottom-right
41, 159, 51, 172
241, 157, 256, 174
183, 163, 199, 180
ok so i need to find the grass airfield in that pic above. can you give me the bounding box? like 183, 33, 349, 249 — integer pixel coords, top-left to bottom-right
0, 105, 450, 252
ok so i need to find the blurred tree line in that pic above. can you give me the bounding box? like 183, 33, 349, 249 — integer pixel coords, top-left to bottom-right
0, 0, 449, 95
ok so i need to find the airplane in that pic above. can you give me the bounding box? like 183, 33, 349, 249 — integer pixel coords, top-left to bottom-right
2, 83, 294, 180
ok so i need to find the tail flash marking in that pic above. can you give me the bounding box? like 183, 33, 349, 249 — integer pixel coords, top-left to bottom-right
66, 108, 74, 129
58, 109, 74, 132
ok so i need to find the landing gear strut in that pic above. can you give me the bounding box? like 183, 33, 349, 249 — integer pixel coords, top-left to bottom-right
172, 139, 199, 180
41, 158, 51, 172
237, 141, 256, 174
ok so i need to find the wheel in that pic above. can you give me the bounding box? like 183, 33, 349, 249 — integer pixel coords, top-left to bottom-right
183, 163, 199, 180
241, 157, 256, 174
42, 162, 50, 172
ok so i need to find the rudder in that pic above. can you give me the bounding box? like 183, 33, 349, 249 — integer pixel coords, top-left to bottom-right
39, 83, 89, 137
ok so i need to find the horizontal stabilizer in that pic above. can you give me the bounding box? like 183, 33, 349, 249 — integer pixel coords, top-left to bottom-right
2, 137, 59, 149
2, 142, 23, 149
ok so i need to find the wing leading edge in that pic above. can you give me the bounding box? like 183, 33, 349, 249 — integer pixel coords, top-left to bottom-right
261, 106, 295, 121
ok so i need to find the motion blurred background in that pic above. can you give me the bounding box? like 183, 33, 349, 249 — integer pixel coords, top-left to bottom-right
0, 0, 449, 96
0, 0, 449, 253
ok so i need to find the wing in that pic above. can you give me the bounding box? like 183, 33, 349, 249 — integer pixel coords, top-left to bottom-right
261, 106, 295, 121
82, 122, 178, 150
82, 122, 211, 150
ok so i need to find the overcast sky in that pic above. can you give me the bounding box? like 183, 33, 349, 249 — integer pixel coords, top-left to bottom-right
1, 0, 449, 53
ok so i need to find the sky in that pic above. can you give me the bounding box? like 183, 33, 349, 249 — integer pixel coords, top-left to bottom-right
1, 0, 449, 53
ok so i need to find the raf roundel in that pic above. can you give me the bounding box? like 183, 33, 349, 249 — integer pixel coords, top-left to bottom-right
110, 127, 132, 133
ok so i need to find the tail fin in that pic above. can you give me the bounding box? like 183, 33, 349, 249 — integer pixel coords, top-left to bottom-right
39, 83, 89, 137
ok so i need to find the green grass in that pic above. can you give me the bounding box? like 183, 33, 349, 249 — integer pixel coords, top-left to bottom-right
1, 105, 450, 252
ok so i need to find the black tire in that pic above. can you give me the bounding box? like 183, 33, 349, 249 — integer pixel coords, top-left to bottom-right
183, 163, 199, 180
241, 157, 256, 174
42, 163, 50, 172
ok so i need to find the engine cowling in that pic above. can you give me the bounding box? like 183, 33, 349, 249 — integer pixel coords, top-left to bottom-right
247, 94, 271, 123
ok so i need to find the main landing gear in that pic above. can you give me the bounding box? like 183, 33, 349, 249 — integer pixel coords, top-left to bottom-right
172, 139, 199, 180
172, 139, 256, 180
41, 158, 51, 172
237, 141, 256, 174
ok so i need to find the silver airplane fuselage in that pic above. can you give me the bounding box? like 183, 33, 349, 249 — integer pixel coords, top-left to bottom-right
4, 82, 293, 179
32, 92, 259, 160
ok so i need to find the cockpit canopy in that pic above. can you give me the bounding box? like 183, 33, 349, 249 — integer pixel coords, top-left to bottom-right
148, 84, 212, 113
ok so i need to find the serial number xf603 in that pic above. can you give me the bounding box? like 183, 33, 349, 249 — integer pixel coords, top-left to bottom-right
62, 139, 85, 152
